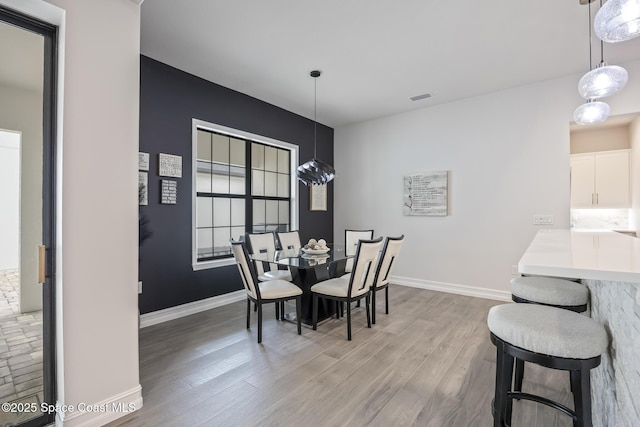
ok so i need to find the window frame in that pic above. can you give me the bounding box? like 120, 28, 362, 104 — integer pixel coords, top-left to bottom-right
192, 119, 299, 271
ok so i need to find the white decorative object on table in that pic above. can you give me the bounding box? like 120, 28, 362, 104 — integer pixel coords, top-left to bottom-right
302, 238, 329, 254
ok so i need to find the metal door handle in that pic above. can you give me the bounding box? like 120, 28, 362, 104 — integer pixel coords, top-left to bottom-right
38, 245, 46, 284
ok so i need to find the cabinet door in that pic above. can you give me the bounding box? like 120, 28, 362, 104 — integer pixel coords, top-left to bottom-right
570, 155, 595, 208
595, 151, 630, 207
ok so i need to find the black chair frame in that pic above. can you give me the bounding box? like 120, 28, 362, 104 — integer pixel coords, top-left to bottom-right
312, 238, 382, 340
233, 241, 302, 344
490, 332, 600, 427
370, 235, 403, 324
344, 229, 374, 309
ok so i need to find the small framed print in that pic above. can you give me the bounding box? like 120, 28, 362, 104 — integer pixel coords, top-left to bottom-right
158, 153, 182, 178
138, 152, 150, 171
309, 184, 327, 211
138, 171, 148, 205
160, 179, 178, 204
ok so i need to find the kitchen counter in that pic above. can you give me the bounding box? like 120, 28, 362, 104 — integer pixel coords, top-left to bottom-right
518, 229, 640, 427
518, 229, 640, 283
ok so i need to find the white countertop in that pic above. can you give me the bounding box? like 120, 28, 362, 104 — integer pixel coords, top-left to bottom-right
518, 229, 640, 283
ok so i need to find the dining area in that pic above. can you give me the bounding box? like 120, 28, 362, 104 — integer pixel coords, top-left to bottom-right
233, 229, 405, 342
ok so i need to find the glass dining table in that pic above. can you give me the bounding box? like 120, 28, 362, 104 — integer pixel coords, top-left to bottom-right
250, 245, 352, 324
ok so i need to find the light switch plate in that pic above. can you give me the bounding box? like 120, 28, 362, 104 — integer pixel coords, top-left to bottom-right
533, 214, 554, 225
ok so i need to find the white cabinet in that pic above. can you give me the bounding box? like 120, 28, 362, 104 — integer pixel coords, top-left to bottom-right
570, 150, 630, 208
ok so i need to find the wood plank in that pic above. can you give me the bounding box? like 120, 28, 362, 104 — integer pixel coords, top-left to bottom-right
106, 286, 574, 427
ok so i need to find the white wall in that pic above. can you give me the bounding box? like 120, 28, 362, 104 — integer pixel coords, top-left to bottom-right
630, 117, 640, 234
0, 83, 43, 312
1, 0, 143, 425
335, 59, 640, 297
0, 130, 20, 271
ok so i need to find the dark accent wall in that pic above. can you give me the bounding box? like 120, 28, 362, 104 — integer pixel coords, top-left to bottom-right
139, 55, 334, 314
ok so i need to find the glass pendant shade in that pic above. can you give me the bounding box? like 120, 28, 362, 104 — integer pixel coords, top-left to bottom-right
594, 0, 640, 42
296, 158, 335, 186
578, 64, 628, 99
573, 100, 610, 125
297, 70, 336, 186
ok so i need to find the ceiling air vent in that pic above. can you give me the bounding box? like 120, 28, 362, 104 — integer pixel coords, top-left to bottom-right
409, 93, 433, 102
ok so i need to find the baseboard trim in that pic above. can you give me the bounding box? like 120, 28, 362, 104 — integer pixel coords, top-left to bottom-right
55, 385, 142, 427
391, 275, 511, 302
139, 290, 246, 328
139, 279, 508, 329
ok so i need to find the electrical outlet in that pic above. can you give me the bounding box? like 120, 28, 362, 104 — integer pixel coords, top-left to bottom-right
138, 281, 143, 294
533, 214, 554, 225
511, 265, 519, 275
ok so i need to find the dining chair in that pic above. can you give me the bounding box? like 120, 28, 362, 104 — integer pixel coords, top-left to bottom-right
344, 229, 374, 273
311, 237, 383, 340
230, 240, 302, 343
246, 231, 294, 320
276, 230, 302, 251
245, 231, 293, 282
370, 235, 404, 324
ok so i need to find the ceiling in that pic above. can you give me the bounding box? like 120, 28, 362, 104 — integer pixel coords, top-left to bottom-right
2, 2, 639, 128
141, 0, 640, 128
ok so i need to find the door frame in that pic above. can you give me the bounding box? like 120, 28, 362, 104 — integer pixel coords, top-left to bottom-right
0, 5, 57, 426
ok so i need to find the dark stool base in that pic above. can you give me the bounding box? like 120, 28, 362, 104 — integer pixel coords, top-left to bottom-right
490, 333, 600, 427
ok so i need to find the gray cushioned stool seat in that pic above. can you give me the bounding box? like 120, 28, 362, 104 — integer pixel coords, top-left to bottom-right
511, 276, 588, 307
487, 304, 607, 360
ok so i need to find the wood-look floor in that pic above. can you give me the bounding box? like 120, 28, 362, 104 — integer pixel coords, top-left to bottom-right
108, 286, 575, 426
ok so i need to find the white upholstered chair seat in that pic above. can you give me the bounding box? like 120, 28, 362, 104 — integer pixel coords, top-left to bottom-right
259, 270, 292, 282
511, 276, 588, 306
258, 279, 302, 300
487, 304, 607, 360
311, 277, 369, 298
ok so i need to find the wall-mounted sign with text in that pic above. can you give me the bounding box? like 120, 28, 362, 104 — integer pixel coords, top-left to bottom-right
158, 153, 182, 178
160, 179, 178, 204
403, 171, 448, 216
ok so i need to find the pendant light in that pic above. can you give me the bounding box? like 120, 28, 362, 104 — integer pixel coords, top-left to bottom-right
296, 70, 335, 186
578, 0, 628, 99
594, 0, 640, 42
574, 99, 611, 124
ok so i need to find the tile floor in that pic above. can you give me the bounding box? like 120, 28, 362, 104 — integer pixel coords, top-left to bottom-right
0, 269, 44, 404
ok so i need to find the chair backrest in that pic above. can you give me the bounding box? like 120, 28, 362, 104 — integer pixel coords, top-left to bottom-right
373, 235, 405, 288
345, 229, 374, 256
245, 231, 278, 275
230, 240, 260, 300
347, 237, 383, 298
276, 230, 301, 251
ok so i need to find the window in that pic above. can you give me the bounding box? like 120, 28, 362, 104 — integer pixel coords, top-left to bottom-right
192, 119, 298, 270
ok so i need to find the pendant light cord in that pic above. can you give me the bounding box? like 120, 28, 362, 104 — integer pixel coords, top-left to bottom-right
589, 1, 593, 71
599, 0, 604, 64
314, 75, 317, 159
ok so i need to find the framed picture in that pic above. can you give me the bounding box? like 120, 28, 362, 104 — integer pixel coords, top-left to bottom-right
160, 179, 178, 204
309, 184, 327, 211
138, 171, 148, 205
403, 171, 448, 216
158, 153, 182, 178
138, 152, 150, 171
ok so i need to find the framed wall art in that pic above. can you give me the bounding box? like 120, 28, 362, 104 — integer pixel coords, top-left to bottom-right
309, 184, 327, 211
403, 171, 448, 216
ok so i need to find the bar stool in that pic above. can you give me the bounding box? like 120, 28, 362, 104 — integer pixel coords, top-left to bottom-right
488, 304, 608, 427
510, 276, 589, 392
511, 276, 588, 313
